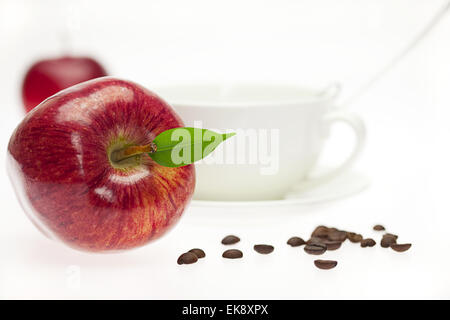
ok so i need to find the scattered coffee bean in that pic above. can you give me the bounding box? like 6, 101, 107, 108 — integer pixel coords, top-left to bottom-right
177, 252, 198, 265
306, 237, 325, 245
188, 248, 205, 258
323, 241, 342, 251
360, 238, 376, 248
381, 233, 398, 248
390, 243, 411, 252
221, 235, 240, 245
314, 260, 338, 270
311, 226, 330, 238
222, 249, 243, 259
385, 233, 398, 239
328, 230, 347, 242
380, 238, 393, 248
181, 225, 411, 269
304, 242, 327, 255
287, 236, 306, 247
254, 244, 274, 254
347, 232, 363, 243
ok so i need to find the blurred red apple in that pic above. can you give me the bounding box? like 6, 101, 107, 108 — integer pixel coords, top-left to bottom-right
22, 56, 107, 112
8, 77, 195, 252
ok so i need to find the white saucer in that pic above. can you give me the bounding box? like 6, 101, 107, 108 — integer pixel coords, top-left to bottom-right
190, 169, 370, 208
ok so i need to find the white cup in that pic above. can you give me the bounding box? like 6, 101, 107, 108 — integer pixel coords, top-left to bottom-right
154, 83, 365, 201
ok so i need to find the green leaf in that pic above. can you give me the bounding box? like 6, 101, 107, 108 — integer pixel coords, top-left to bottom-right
149, 127, 235, 167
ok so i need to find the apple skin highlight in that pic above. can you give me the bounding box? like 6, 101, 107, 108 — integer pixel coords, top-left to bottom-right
8, 77, 195, 252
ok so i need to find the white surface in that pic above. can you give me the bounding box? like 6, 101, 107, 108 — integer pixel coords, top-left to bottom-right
1, 0, 450, 299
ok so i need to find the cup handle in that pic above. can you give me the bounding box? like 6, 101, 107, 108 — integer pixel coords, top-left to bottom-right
293, 109, 366, 192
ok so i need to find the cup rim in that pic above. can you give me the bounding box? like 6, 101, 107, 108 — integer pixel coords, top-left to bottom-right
152, 82, 340, 108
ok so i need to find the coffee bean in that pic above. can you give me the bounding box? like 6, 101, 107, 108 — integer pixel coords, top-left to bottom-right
380, 238, 394, 248
381, 233, 398, 248
221, 235, 240, 245
311, 226, 330, 238
222, 249, 243, 259
177, 252, 198, 265
324, 241, 342, 251
314, 260, 338, 270
328, 230, 347, 242
390, 243, 411, 252
347, 232, 363, 243
360, 238, 376, 248
188, 248, 205, 258
304, 242, 327, 255
306, 237, 325, 245
287, 236, 306, 247
373, 224, 385, 231
254, 244, 274, 254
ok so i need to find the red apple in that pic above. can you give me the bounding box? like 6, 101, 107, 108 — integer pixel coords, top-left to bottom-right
8, 77, 195, 252
22, 56, 107, 112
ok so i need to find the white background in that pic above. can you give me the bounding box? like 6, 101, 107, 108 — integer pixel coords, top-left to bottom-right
0, 0, 449, 299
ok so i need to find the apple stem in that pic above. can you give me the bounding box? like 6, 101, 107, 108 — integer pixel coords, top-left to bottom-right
111, 142, 157, 163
